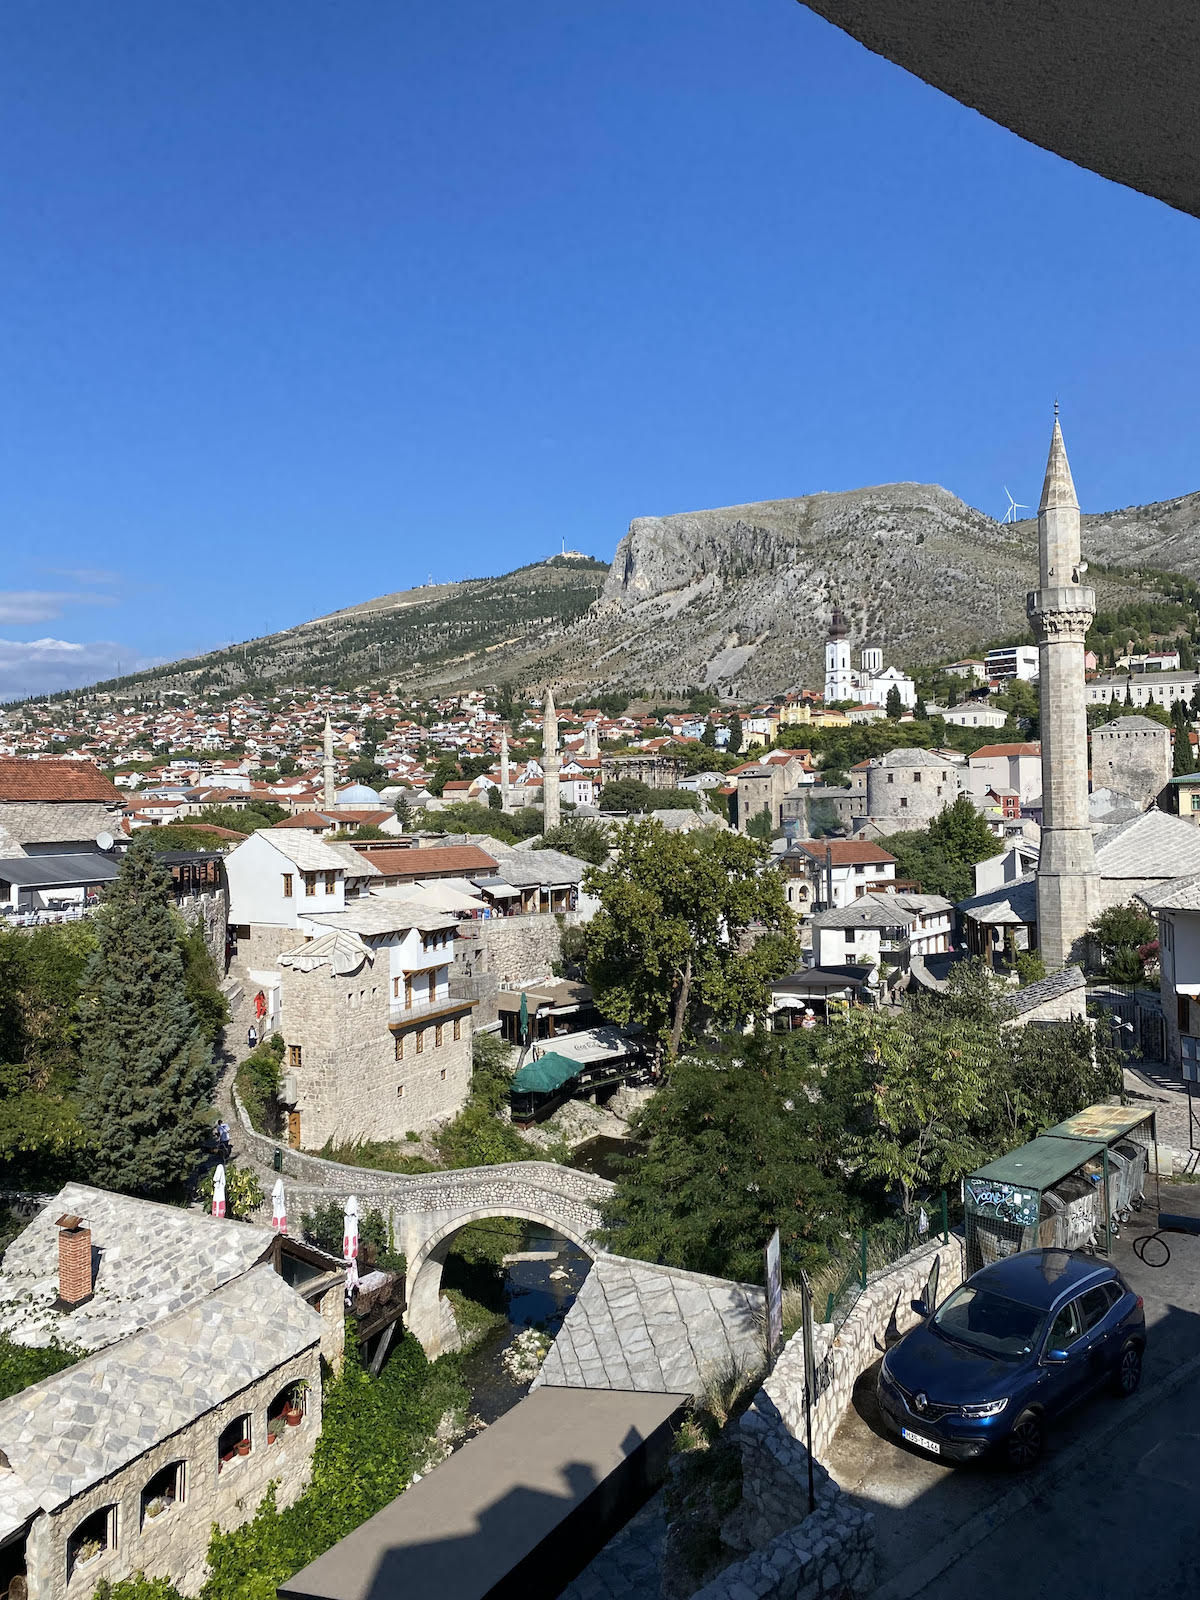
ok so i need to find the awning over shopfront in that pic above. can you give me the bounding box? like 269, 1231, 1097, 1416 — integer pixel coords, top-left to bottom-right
511, 1052, 580, 1095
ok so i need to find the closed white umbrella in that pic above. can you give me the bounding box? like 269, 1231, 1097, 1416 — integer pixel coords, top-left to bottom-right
342, 1195, 359, 1261
212, 1163, 226, 1218
271, 1177, 287, 1234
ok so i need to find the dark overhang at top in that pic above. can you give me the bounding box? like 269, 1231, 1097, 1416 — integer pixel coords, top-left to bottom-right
800, 1, 1200, 220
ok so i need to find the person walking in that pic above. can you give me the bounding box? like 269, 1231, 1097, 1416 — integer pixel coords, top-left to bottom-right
216, 1119, 231, 1159
247, 1024, 258, 1052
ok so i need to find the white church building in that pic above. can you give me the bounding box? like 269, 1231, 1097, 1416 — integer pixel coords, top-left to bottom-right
824, 609, 917, 709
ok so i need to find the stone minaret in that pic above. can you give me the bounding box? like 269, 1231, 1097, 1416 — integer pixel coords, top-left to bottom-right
1027, 415, 1099, 969
583, 720, 600, 760
322, 716, 336, 810
542, 689, 561, 832
499, 727, 511, 813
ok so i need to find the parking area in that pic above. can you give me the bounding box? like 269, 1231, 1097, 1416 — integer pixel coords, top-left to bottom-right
825, 1177, 1200, 1597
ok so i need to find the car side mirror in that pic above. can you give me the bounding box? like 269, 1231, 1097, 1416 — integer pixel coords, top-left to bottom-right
1044, 1348, 1070, 1364
911, 1298, 930, 1318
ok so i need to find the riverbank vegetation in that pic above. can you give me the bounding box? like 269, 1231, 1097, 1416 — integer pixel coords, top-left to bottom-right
599, 965, 1120, 1284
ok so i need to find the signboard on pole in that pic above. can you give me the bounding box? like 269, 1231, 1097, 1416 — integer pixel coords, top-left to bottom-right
764, 1228, 783, 1359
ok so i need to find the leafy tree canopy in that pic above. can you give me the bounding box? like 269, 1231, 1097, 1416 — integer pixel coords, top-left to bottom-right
536, 818, 610, 865
584, 821, 798, 1058
877, 794, 1002, 902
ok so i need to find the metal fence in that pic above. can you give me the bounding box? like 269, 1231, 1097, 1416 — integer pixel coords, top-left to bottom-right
814, 1191, 951, 1332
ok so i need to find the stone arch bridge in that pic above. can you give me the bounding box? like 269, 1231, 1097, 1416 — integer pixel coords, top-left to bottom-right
257, 1139, 613, 1356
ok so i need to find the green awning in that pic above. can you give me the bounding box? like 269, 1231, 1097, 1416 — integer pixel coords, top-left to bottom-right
970, 1135, 1108, 1192
511, 1052, 580, 1095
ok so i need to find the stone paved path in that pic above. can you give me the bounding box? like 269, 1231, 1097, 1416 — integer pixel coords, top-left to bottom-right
1122, 1055, 1200, 1163
560, 1490, 666, 1600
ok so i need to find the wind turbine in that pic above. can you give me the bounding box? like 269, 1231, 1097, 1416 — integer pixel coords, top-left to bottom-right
1000, 486, 1029, 525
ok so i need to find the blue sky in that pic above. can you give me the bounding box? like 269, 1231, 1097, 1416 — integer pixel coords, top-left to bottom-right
2, 0, 1198, 697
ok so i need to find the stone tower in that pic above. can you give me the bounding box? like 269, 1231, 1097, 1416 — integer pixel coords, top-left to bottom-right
322, 716, 336, 810
542, 689, 561, 832
499, 727, 511, 813
583, 720, 600, 760
1027, 416, 1099, 969
824, 608, 855, 704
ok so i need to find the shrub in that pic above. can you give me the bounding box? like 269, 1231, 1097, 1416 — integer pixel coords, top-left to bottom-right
235, 1036, 285, 1134
300, 1200, 406, 1273
198, 1162, 263, 1221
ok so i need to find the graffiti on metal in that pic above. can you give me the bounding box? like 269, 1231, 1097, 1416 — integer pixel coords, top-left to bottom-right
965, 1178, 1040, 1228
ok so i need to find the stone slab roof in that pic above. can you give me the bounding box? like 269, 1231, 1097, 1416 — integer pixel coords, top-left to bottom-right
280, 927, 372, 975
324, 840, 381, 878
0, 1184, 277, 1352
494, 849, 588, 887
257, 830, 357, 873
0, 760, 122, 803
0, 1265, 319, 1519
0, 801, 124, 848
536, 1254, 764, 1398
1143, 871, 1200, 913
1093, 809, 1200, 879
957, 874, 1038, 924
1010, 964, 1085, 1017
303, 900, 458, 937
812, 896, 918, 930
1093, 715, 1168, 734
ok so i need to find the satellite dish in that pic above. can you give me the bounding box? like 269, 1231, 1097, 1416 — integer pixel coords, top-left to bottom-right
95, 832, 115, 852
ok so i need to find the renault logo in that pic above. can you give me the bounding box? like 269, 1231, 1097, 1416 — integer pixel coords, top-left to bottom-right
914, 1392, 928, 1413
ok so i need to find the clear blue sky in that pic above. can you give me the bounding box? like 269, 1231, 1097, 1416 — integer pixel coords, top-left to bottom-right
2, 0, 1198, 697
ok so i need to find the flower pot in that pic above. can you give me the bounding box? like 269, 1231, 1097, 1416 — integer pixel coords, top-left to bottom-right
285, 1408, 302, 1426
235, 1439, 251, 1456
267, 1430, 278, 1444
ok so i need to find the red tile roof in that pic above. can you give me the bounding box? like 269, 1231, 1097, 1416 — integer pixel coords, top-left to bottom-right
795, 839, 897, 866
0, 759, 122, 804
971, 743, 1041, 758
356, 844, 498, 878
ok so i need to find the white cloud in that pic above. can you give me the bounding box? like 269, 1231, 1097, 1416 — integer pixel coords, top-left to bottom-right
0, 590, 118, 624
0, 638, 153, 701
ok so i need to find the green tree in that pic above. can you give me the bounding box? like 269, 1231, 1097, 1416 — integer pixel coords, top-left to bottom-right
1172, 701, 1196, 776
598, 777, 655, 812
700, 719, 717, 749
486, 784, 503, 811
885, 685, 903, 721
597, 1032, 851, 1281
76, 838, 216, 1196
393, 791, 415, 829
178, 922, 229, 1047
584, 822, 798, 1060
877, 794, 1001, 902
536, 818, 610, 865
746, 805, 774, 842
727, 714, 743, 754
1088, 901, 1157, 983
427, 756, 460, 797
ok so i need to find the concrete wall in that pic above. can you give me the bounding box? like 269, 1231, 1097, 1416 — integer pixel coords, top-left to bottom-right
32, 1343, 320, 1600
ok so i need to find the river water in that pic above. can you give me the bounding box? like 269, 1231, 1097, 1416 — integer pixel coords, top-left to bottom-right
457, 1222, 592, 1423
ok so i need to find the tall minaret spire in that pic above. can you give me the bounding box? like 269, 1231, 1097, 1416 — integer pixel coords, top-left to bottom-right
542, 688, 561, 833
1027, 413, 1098, 969
499, 727, 511, 814
322, 716, 336, 811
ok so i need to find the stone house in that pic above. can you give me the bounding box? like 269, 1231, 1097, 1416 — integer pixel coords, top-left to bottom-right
0, 1185, 344, 1600
278, 899, 474, 1147
1090, 715, 1171, 812
0, 760, 125, 859
861, 748, 960, 830
224, 828, 382, 975
809, 891, 954, 974
730, 753, 809, 833
966, 742, 1043, 805
778, 839, 897, 919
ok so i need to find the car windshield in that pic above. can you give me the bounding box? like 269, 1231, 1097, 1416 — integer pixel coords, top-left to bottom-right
932, 1284, 1045, 1359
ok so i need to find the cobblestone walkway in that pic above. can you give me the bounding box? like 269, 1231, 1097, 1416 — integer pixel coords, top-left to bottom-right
1123, 1056, 1200, 1165
560, 1490, 666, 1600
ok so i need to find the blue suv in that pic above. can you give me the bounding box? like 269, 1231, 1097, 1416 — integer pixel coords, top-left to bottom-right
878, 1249, 1145, 1468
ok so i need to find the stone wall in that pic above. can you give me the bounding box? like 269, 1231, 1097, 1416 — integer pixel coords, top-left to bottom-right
475, 914, 565, 987
32, 1343, 320, 1600
693, 1234, 964, 1600
1091, 720, 1170, 810
177, 889, 228, 974
279, 962, 472, 1147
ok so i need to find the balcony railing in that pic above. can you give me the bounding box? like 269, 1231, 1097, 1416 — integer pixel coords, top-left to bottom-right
389, 975, 481, 1023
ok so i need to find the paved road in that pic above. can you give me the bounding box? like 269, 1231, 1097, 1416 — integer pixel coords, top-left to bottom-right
828, 1179, 1200, 1597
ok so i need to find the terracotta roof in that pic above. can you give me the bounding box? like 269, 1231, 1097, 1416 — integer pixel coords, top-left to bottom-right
971, 743, 1041, 758
357, 843, 498, 877
794, 839, 898, 866
0, 759, 121, 804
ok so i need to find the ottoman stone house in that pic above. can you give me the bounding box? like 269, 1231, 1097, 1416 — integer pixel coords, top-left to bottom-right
0, 1185, 345, 1600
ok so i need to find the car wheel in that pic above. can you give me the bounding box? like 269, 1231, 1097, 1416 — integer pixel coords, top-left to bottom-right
1006, 1409, 1044, 1470
1113, 1341, 1142, 1398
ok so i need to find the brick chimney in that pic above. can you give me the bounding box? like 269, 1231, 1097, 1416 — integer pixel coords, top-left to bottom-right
56, 1214, 94, 1308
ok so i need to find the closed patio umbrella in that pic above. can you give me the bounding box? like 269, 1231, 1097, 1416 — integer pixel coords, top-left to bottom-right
271, 1177, 287, 1234
212, 1163, 226, 1218
343, 1195, 359, 1261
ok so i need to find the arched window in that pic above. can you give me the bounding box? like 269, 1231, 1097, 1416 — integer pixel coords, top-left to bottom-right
266, 1382, 307, 1443
217, 1415, 252, 1472
67, 1506, 116, 1581
141, 1462, 184, 1527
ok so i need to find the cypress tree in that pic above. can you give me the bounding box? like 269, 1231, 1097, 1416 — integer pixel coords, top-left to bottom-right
77, 836, 216, 1195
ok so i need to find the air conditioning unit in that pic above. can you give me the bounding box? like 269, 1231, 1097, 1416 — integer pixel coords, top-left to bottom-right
280, 1073, 299, 1106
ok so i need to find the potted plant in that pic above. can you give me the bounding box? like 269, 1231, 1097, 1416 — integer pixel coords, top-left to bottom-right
286, 1381, 308, 1424
235, 1437, 251, 1456
145, 1496, 166, 1519
74, 1540, 103, 1567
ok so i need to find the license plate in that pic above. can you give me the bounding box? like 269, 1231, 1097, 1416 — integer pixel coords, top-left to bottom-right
901, 1428, 941, 1455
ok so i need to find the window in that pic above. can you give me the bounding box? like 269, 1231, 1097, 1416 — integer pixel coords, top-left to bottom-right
141, 1462, 184, 1527
887, 773, 894, 784
913, 771, 921, 782
440, 1068, 447, 1081
435, 1024, 444, 1047
304, 872, 317, 897
395, 1035, 404, 1061
453, 1018, 461, 1041
393, 977, 400, 999
267, 1382, 306, 1442
282, 873, 293, 898
289, 1044, 302, 1069
899, 797, 908, 810
1079, 1285, 1117, 1330
397, 1083, 405, 1098
218, 1415, 252, 1470
405, 977, 413, 1009
68, 1506, 116, 1578
415, 1030, 424, 1055
324, 871, 336, 893
1046, 1300, 1083, 1352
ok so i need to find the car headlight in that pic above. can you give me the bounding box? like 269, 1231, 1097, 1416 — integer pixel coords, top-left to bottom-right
960, 1398, 1009, 1419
